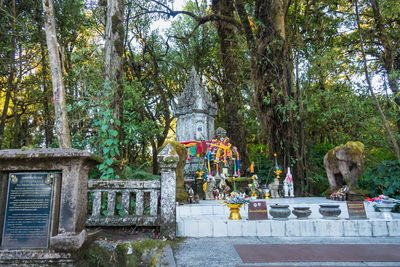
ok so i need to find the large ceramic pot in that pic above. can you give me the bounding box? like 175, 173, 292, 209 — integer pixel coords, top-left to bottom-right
292, 207, 312, 219
319, 204, 341, 219
226, 203, 243, 220
269, 204, 290, 220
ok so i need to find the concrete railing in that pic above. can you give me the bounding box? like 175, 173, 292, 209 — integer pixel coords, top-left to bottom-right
86, 179, 161, 226
86, 143, 179, 239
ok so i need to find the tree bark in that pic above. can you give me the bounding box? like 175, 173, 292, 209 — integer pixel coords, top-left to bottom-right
0, 42, 15, 149
104, 0, 125, 144
40, 42, 54, 147
0, 0, 16, 149
35, 1, 54, 147
213, 0, 250, 171
356, 0, 400, 160
42, 0, 71, 148
235, 0, 305, 194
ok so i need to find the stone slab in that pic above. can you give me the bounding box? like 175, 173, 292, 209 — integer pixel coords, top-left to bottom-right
243, 220, 257, 236
388, 220, 400, 236
227, 220, 242, 236
212, 220, 228, 237
256, 221, 271, 236
372, 220, 389, 236
198, 219, 213, 237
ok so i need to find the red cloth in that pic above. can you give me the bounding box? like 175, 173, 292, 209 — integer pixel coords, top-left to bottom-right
201, 140, 208, 153
195, 143, 202, 155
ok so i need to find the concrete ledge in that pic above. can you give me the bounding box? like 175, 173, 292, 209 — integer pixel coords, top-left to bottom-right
177, 217, 400, 238
50, 230, 87, 252
177, 198, 400, 219
177, 199, 400, 238
0, 249, 78, 265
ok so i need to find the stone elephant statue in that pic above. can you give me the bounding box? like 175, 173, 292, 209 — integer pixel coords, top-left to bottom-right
323, 141, 364, 191
268, 178, 280, 198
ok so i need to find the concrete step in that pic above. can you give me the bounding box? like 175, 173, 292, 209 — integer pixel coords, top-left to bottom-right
176, 198, 400, 237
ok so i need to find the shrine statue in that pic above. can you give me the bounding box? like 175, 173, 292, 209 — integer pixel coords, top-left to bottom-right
187, 187, 194, 203
283, 167, 294, 197
323, 141, 368, 200
204, 177, 216, 200
268, 178, 280, 198
324, 141, 364, 190
217, 177, 230, 199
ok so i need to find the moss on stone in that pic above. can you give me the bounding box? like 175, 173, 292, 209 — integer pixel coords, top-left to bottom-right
326, 141, 364, 169
84, 238, 178, 267
115, 239, 159, 266
344, 141, 364, 160
84, 241, 118, 267
159, 141, 188, 203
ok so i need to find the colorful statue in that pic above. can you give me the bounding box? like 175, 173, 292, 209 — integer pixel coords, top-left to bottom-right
283, 167, 294, 197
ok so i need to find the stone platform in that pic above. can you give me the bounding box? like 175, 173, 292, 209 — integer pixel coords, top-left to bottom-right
176, 197, 400, 237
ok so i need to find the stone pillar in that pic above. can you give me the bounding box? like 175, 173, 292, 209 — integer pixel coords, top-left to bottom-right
158, 144, 178, 239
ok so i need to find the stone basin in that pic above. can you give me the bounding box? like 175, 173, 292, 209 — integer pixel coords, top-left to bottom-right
319, 204, 341, 219
269, 204, 291, 220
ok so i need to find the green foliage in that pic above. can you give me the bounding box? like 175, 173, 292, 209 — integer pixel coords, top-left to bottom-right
92, 106, 120, 180
359, 160, 400, 199
248, 144, 273, 184
122, 166, 160, 180
305, 143, 334, 196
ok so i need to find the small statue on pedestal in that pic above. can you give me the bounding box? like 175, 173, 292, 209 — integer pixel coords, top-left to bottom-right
204, 176, 216, 200
268, 178, 280, 198
187, 187, 194, 203
268, 153, 282, 198
217, 177, 230, 200
283, 167, 294, 198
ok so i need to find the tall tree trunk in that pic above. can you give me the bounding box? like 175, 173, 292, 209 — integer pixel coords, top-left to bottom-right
213, 0, 250, 171
293, 0, 307, 194
104, 0, 125, 149
12, 48, 20, 148
355, 0, 400, 160
0, 0, 16, 149
35, 1, 54, 147
235, 0, 305, 194
0, 48, 15, 149
42, 0, 71, 148
40, 43, 54, 147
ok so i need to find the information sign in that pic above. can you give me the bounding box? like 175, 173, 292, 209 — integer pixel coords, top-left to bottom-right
1, 172, 54, 249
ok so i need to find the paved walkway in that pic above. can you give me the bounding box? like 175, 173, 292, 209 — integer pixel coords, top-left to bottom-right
172, 237, 400, 267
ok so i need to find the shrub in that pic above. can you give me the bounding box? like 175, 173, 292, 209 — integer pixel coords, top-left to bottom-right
359, 160, 400, 199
